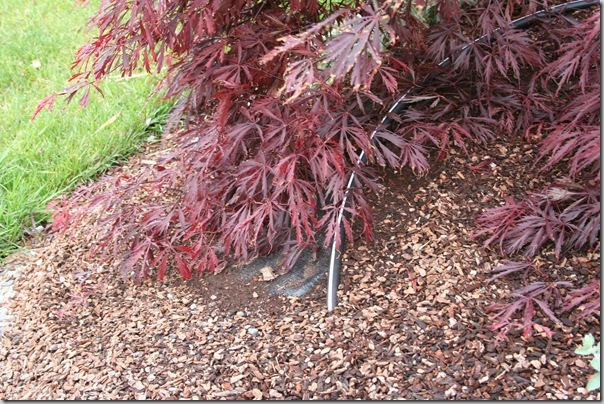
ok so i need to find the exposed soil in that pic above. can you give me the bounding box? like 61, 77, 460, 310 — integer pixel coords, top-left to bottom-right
0, 136, 600, 399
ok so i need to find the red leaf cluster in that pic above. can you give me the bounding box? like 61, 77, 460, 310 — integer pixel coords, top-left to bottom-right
41, 0, 599, 335
487, 281, 570, 342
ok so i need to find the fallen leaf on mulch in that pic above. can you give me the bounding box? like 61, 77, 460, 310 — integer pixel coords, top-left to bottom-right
259, 266, 277, 281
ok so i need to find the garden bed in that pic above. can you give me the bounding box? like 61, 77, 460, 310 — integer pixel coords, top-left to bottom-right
0, 135, 599, 399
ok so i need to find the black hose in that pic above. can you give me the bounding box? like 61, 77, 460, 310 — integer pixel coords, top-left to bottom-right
326, 0, 600, 312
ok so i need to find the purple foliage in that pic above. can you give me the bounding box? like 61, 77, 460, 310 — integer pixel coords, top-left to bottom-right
38, 0, 599, 338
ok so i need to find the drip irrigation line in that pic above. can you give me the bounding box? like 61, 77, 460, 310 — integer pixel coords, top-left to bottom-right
326, 0, 600, 312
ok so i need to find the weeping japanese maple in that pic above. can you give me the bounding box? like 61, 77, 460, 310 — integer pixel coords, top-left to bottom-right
38, 0, 599, 333
40, 0, 424, 280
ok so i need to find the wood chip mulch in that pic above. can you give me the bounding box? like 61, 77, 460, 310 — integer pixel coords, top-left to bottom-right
0, 137, 600, 400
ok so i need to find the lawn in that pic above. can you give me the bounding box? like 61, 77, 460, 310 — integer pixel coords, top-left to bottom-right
0, 0, 167, 260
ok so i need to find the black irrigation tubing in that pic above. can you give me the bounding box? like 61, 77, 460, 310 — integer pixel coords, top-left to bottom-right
326, 0, 600, 312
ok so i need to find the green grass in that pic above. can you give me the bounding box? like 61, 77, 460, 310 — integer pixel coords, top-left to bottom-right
0, 0, 169, 260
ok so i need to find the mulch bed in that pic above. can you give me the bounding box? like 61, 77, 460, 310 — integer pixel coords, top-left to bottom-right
0, 136, 600, 399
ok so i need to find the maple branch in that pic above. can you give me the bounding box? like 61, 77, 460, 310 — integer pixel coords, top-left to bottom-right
326, 0, 601, 312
